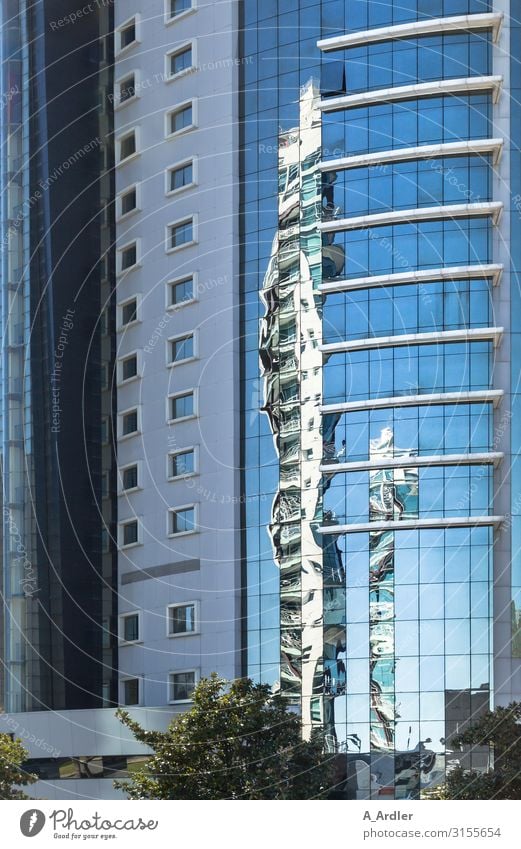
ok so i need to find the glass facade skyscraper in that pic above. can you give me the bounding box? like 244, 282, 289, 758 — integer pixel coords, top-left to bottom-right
0, 0, 117, 713
241, 0, 520, 798
1, 0, 520, 802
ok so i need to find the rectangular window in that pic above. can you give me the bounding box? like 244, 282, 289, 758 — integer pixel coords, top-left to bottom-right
122, 409, 138, 436
168, 603, 197, 636
169, 333, 194, 364
121, 299, 137, 326
169, 670, 196, 703
120, 243, 137, 270
169, 0, 192, 18
168, 161, 193, 193
170, 449, 195, 478
170, 506, 195, 535
122, 465, 138, 490
169, 276, 194, 307
170, 391, 194, 421
121, 354, 138, 381
120, 186, 137, 216
123, 678, 139, 706
119, 74, 136, 104
121, 613, 139, 642
169, 218, 194, 250
122, 520, 138, 547
119, 131, 137, 162
169, 102, 193, 135
119, 18, 137, 50
169, 44, 193, 78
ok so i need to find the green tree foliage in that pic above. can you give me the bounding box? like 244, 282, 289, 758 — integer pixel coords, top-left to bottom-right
424, 702, 521, 800
115, 675, 335, 799
0, 733, 37, 800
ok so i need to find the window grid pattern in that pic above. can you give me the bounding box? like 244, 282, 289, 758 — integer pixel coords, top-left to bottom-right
170, 104, 193, 133
321, 94, 491, 159
320, 0, 491, 37
170, 276, 194, 305
322, 33, 491, 98
322, 279, 492, 343
170, 334, 194, 363
170, 392, 194, 420
241, 0, 495, 801
170, 46, 192, 76
170, 219, 193, 249
170, 162, 193, 191
169, 603, 196, 635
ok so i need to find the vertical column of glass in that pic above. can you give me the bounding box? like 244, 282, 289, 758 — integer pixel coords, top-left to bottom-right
510, 6, 521, 658
242, 1, 282, 689
241, 1, 322, 694
1, 0, 30, 712
318, 0, 496, 798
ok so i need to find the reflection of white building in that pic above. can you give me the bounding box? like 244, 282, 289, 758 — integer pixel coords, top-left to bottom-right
259, 82, 325, 727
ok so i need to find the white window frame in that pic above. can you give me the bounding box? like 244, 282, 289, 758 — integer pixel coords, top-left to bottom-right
167, 445, 198, 481
114, 69, 140, 109
165, 215, 198, 255
118, 517, 142, 549
116, 127, 140, 165
117, 238, 141, 275
165, 0, 196, 25
167, 388, 197, 424
166, 272, 198, 311
121, 676, 141, 706
167, 669, 199, 704
119, 611, 142, 645
165, 99, 197, 139
118, 404, 142, 440
166, 601, 199, 638
165, 40, 197, 82
118, 459, 142, 494
117, 349, 142, 386
167, 330, 197, 367
117, 293, 142, 330
165, 156, 197, 197
117, 183, 141, 221
167, 503, 198, 538
115, 14, 141, 55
